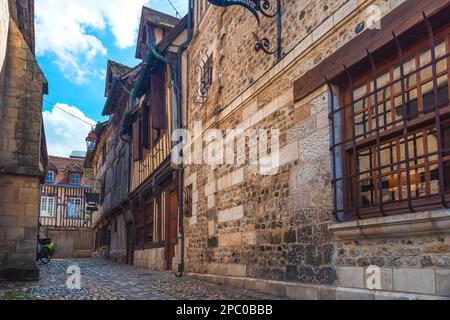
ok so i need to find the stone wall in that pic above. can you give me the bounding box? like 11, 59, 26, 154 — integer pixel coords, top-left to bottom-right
183, 0, 450, 299
0, 12, 46, 280
0, 19, 46, 176
183, 0, 422, 288
0, 175, 40, 280
134, 247, 166, 271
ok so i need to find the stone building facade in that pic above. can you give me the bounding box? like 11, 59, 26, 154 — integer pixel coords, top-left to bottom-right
182, 0, 450, 299
0, 0, 48, 280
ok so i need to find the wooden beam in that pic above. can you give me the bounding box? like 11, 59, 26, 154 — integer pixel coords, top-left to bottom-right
293, 0, 450, 102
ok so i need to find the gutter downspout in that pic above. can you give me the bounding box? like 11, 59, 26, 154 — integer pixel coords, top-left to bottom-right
175, 0, 193, 277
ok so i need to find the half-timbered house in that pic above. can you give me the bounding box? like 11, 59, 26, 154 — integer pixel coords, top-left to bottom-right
86, 60, 135, 264
88, 7, 189, 272
39, 154, 94, 259
128, 8, 188, 272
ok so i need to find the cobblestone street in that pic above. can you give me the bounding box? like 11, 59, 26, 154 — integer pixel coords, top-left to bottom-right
0, 259, 277, 300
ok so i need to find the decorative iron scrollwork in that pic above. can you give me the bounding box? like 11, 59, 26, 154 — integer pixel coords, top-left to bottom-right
253, 33, 277, 55
259, 0, 276, 18
254, 0, 282, 60
207, 0, 282, 60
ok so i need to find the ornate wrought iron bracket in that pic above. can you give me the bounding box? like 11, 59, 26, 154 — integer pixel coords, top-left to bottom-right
254, 0, 282, 61
207, 0, 282, 61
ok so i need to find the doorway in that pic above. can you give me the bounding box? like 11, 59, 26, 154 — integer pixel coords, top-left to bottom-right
166, 190, 178, 270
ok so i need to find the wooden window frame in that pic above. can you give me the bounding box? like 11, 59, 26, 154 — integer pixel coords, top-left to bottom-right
45, 171, 55, 184
70, 173, 81, 186
200, 53, 213, 96
67, 197, 84, 219
40, 196, 56, 218
332, 24, 450, 220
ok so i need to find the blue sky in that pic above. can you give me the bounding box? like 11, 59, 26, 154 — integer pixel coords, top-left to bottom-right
35, 0, 188, 157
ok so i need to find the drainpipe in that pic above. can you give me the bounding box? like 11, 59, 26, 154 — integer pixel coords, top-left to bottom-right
175, 0, 193, 277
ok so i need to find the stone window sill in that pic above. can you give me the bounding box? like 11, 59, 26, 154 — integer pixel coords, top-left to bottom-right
328, 210, 450, 240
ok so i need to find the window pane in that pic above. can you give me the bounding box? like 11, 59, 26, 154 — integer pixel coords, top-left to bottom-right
438, 75, 449, 106
358, 150, 372, 178
359, 180, 374, 206
381, 175, 395, 202
372, 101, 393, 131
355, 111, 369, 139
429, 164, 440, 194
41, 197, 47, 211
48, 199, 54, 216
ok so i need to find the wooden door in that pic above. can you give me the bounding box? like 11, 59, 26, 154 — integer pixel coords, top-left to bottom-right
167, 190, 178, 270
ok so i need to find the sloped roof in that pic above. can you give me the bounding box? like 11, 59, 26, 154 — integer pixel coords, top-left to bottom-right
48, 156, 85, 173
109, 60, 132, 78
141, 6, 180, 30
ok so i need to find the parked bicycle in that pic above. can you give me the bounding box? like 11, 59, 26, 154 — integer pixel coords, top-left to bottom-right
36, 238, 56, 265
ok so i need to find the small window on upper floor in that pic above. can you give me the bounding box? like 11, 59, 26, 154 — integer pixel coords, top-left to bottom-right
200, 53, 213, 97
70, 174, 81, 186
45, 171, 55, 184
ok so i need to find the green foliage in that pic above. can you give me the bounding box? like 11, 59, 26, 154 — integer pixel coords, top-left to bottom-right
44, 243, 57, 257
3, 291, 26, 300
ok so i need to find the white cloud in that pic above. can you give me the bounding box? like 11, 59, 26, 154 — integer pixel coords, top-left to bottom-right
43, 103, 97, 158
35, 0, 150, 84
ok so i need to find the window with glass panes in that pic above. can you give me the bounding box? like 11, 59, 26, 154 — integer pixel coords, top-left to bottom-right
332, 26, 450, 219
68, 198, 83, 219
41, 196, 55, 218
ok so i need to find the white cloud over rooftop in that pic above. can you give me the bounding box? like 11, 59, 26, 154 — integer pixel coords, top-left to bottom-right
43, 103, 97, 158
35, 0, 150, 84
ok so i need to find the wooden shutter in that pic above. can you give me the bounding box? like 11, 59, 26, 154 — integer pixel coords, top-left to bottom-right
150, 70, 167, 130
142, 102, 150, 150
132, 117, 141, 162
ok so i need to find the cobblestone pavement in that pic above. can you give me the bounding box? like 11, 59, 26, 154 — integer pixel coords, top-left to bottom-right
0, 259, 279, 300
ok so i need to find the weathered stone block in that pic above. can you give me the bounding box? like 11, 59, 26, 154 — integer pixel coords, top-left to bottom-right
208, 220, 216, 236
436, 270, 450, 297
245, 278, 267, 294
285, 265, 298, 281
24, 227, 37, 241
207, 263, 246, 277
319, 286, 337, 300
393, 268, 436, 295
286, 283, 319, 300
219, 233, 242, 247
288, 245, 305, 264
283, 228, 297, 244
336, 267, 365, 289
16, 240, 36, 254
266, 280, 287, 297
269, 229, 282, 245
6, 227, 24, 241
